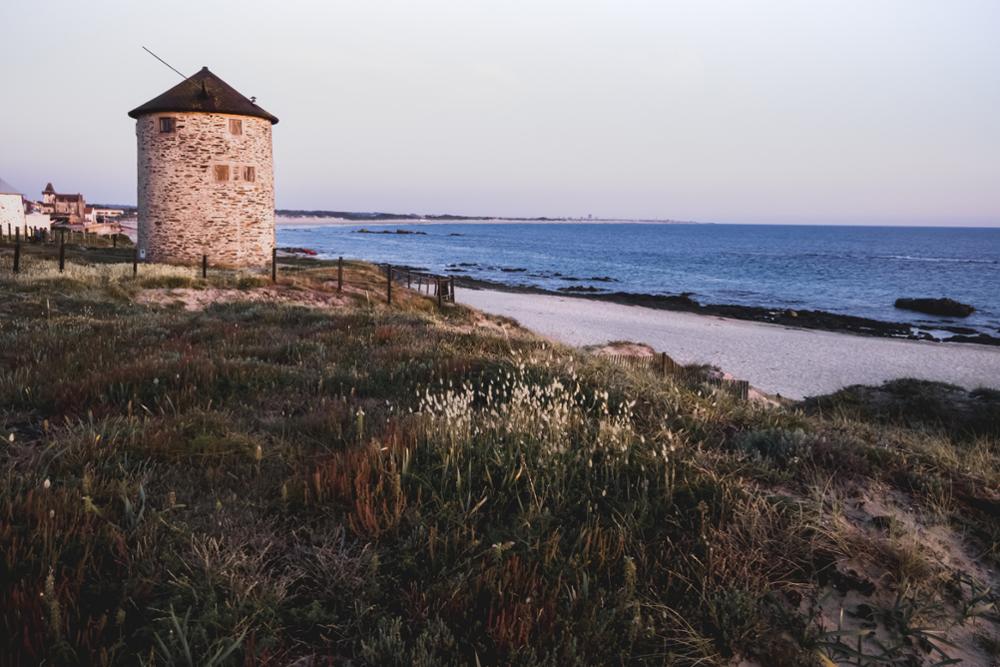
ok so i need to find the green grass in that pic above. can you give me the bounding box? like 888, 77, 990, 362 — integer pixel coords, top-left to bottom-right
0, 247, 998, 665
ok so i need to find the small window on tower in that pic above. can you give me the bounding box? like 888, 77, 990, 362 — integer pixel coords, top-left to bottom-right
159, 117, 176, 133
214, 165, 230, 182
243, 166, 256, 182
229, 119, 243, 135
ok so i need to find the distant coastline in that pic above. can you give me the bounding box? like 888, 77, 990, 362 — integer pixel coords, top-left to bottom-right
276, 214, 698, 226
276, 216, 696, 226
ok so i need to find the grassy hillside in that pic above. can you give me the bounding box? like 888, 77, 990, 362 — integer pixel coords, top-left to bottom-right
1, 246, 998, 665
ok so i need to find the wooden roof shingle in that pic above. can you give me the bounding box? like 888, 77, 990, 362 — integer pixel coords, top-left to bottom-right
128, 67, 278, 124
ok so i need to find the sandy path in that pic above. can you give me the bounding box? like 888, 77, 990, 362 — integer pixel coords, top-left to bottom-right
457, 288, 1000, 399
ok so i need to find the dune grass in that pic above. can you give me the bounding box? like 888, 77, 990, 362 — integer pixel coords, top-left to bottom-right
0, 249, 998, 665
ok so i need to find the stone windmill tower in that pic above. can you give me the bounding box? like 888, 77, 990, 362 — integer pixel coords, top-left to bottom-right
128, 67, 279, 267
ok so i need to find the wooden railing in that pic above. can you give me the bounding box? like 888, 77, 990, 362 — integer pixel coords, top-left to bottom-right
386, 265, 455, 305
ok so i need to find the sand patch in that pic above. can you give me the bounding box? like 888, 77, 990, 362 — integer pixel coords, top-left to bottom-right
448, 311, 524, 339
136, 286, 352, 311
587, 340, 657, 357
812, 481, 1000, 665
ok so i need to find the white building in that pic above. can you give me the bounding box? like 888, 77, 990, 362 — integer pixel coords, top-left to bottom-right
0, 177, 27, 234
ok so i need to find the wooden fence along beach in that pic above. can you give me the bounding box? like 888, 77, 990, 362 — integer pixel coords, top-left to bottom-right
0, 232, 468, 317
387, 264, 455, 306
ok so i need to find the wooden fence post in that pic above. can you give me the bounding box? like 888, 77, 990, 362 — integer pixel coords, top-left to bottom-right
59, 236, 65, 272
202, 254, 207, 279
13, 239, 20, 273
133, 247, 138, 277
407, 270, 411, 288
113, 234, 117, 248
386, 264, 393, 304
271, 247, 277, 282
437, 278, 443, 308
450, 276, 455, 302
661, 352, 667, 376
337, 256, 343, 292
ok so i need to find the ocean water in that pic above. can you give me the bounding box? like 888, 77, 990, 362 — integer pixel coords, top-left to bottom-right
277, 222, 1000, 336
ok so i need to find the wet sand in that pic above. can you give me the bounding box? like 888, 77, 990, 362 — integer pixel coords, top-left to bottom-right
457, 288, 1000, 399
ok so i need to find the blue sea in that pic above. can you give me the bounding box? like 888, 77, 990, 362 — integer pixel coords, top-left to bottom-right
277, 222, 1000, 337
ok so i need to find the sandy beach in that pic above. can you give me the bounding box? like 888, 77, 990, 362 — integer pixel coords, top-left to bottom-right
457, 288, 1000, 399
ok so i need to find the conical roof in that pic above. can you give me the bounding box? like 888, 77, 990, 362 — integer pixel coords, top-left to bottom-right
0, 177, 24, 196
43, 182, 55, 194
127, 67, 278, 124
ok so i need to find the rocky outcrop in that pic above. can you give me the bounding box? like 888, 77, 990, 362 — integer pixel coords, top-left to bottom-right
894, 297, 975, 318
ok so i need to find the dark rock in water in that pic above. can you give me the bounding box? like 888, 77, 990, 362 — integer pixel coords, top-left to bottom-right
557, 286, 605, 293
594, 291, 701, 309
894, 297, 974, 318
934, 324, 979, 335
354, 228, 427, 235
947, 334, 1000, 346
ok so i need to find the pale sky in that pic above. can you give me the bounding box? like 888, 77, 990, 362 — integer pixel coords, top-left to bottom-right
2, 0, 998, 225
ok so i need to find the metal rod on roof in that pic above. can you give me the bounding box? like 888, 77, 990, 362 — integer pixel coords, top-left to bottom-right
141, 46, 205, 96
142, 46, 188, 80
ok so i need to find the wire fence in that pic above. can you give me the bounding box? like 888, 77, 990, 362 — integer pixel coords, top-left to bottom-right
2, 235, 745, 399
0, 232, 463, 311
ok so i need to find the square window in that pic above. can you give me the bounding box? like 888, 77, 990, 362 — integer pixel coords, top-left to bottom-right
214, 165, 230, 182
229, 119, 242, 135
159, 117, 176, 133
243, 166, 256, 182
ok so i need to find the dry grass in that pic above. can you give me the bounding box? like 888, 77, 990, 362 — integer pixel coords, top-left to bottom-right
0, 248, 998, 665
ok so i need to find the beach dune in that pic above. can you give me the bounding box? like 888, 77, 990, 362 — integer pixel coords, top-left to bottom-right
458, 288, 1000, 399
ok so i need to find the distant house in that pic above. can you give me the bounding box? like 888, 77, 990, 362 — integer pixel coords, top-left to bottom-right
92, 207, 125, 222
0, 177, 27, 232
41, 182, 86, 226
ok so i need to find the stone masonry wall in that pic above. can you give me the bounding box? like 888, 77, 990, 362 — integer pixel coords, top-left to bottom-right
136, 112, 274, 267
